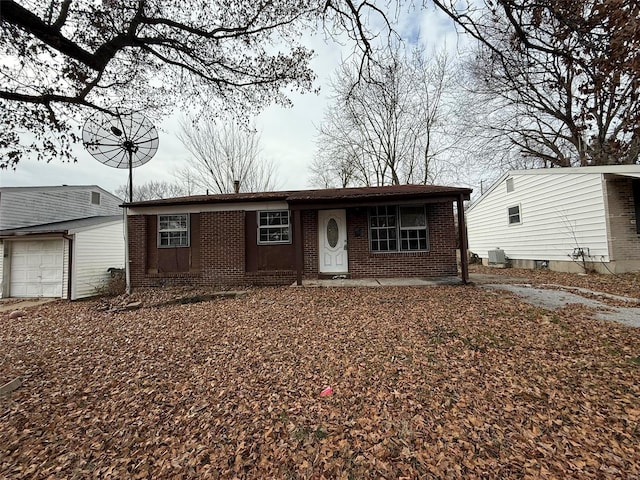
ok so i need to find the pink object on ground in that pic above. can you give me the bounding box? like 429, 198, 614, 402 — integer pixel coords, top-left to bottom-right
319, 386, 333, 397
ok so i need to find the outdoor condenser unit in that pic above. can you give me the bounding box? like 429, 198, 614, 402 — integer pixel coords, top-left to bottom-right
488, 248, 506, 264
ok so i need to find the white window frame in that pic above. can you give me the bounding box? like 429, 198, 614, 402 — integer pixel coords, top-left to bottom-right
158, 214, 190, 247
369, 205, 398, 252
508, 205, 522, 225
91, 191, 101, 205
506, 178, 514, 193
257, 210, 291, 245
369, 205, 429, 253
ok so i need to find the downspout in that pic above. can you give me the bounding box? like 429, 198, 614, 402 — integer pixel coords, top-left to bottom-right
1, 240, 9, 298
63, 234, 73, 300
457, 194, 469, 284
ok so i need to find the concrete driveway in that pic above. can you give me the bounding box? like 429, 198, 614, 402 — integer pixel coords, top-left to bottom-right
481, 283, 640, 328
0, 298, 58, 313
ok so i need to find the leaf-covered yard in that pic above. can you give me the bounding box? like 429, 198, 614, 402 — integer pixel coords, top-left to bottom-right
2, 285, 639, 479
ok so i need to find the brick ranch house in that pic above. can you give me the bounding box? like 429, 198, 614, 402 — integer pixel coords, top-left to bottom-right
126, 184, 472, 287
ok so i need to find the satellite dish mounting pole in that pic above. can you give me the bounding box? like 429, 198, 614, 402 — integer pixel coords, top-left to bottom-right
125, 143, 134, 203
124, 204, 132, 295
81, 110, 159, 298
123, 139, 135, 295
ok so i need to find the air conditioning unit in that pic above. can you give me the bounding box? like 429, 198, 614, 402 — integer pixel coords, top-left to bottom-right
488, 248, 506, 264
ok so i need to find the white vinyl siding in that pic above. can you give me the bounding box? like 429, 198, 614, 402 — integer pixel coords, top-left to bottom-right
71, 221, 125, 300
467, 172, 610, 262
62, 238, 70, 300
0, 186, 122, 230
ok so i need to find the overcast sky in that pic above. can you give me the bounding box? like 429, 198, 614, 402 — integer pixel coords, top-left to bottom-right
0, 6, 470, 198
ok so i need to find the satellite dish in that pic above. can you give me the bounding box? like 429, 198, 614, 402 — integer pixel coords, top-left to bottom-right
82, 110, 159, 202
82, 110, 159, 296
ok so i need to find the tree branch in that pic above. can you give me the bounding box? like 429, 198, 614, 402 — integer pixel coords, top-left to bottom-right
2, 0, 101, 69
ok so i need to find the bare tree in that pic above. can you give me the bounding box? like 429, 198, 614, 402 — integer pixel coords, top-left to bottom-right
7, 0, 635, 171
441, 0, 640, 167
308, 141, 358, 188
177, 118, 278, 194
0, 0, 396, 169
311, 44, 458, 187
115, 179, 191, 202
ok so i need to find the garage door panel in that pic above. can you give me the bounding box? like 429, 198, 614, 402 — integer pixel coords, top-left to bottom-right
10, 240, 63, 298
11, 255, 26, 266
41, 283, 62, 297
41, 255, 61, 267
10, 284, 27, 297
11, 243, 28, 254
41, 268, 62, 282
27, 256, 42, 267
26, 284, 43, 296
26, 270, 41, 282
11, 270, 27, 282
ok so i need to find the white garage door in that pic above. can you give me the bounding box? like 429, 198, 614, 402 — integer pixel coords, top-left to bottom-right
10, 240, 64, 297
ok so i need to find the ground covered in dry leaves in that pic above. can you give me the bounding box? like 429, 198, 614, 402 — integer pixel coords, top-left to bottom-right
470, 264, 640, 299
2, 282, 640, 479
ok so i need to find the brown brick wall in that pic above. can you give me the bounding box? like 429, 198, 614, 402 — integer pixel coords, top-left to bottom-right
128, 202, 458, 288
200, 211, 246, 284
128, 215, 148, 286
302, 210, 319, 279
129, 211, 298, 288
604, 177, 640, 262
129, 214, 201, 288
345, 203, 457, 278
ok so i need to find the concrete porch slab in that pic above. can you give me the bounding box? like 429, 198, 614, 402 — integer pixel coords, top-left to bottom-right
294, 276, 463, 287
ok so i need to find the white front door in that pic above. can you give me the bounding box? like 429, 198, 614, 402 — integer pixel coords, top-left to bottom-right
318, 209, 348, 274
10, 240, 64, 297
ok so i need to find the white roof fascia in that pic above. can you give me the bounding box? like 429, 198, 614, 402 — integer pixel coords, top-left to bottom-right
127, 200, 290, 216
510, 165, 640, 176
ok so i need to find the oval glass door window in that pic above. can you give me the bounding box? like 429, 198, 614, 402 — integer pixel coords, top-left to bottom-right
327, 218, 339, 247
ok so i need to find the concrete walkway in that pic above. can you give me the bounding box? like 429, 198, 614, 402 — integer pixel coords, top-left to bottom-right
296, 273, 531, 287
0, 298, 58, 313
296, 276, 463, 287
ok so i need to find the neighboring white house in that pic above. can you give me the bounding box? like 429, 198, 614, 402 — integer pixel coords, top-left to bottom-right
0, 186, 125, 299
466, 165, 640, 274
0, 185, 121, 230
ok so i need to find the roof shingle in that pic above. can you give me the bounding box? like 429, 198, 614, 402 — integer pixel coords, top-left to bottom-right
125, 184, 472, 208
